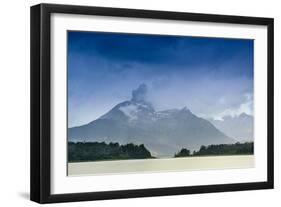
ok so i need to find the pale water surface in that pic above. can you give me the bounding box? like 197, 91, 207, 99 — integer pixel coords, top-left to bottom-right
68, 155, 254, 176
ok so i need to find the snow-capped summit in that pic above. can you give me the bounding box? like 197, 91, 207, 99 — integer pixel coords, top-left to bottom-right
99, 84, 154, 122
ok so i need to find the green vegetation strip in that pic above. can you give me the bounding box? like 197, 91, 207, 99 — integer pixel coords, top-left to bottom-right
175, 142, 253, 158
68, 142, 153, 162
68, 141, 253, 162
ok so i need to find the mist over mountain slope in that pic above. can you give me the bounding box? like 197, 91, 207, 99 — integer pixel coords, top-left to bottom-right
209, 113, 253, 142
68, 84, 235, 157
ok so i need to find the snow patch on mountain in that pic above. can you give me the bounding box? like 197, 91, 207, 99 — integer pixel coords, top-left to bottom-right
119, 104, 139, 121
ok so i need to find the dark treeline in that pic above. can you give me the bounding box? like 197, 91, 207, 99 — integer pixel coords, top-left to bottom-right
174, 148, 191, 157
68, 141, 153, 162
174, 142, 254, 158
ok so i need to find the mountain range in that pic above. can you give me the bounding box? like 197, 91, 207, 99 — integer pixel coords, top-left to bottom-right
68, 84, 240, 157
209, 113, 253, 142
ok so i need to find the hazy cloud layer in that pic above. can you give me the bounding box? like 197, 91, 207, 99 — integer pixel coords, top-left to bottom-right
68, 31, 253, 127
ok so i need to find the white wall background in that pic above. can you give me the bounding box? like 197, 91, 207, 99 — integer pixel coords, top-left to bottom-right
0, 0, 279, 206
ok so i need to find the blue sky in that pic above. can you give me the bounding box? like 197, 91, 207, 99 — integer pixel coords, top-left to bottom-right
68, 31, 253, 127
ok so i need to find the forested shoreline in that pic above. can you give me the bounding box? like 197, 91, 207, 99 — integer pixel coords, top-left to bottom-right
175, 142, 254, 158
68, 141, 254, 162
68, 142, 153, 162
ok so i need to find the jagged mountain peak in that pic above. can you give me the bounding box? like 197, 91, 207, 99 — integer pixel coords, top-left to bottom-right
180, 106, 192, 114
239, 112, 252, 119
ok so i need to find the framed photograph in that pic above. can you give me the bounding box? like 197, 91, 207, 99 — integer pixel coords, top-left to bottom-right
30, 3, 274, 203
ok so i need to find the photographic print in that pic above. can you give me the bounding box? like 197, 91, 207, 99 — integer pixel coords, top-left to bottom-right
67, 31, 254, 176
31, 4, 273, 203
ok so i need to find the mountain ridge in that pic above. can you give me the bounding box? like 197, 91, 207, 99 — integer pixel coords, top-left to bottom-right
68, 84, 235, 157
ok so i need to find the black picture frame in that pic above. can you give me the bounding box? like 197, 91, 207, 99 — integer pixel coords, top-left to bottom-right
30, 3, 274, 204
